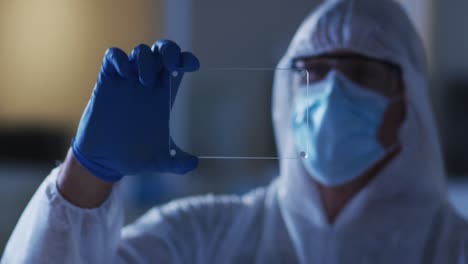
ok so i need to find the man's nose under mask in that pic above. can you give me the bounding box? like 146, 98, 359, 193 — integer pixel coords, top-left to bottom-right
291, 70, 400, 186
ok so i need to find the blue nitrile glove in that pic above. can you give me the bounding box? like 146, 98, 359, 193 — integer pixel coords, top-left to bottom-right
72, 40, 199, 182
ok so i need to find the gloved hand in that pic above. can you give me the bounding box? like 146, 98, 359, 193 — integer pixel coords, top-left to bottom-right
72, 40, 199, 182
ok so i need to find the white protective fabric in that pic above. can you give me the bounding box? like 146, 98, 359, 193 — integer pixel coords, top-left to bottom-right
2, 0, 468, 263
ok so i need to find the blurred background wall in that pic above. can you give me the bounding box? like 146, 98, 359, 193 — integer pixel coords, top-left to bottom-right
431, 0, 468, 176
1, 0, 468, 255
0, 0, 162, 132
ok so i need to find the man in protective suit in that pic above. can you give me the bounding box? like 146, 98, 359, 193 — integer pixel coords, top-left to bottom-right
3, 0, 467, 263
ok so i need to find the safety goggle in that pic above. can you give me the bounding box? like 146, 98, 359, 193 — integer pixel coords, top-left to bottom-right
292, 54, 403, 98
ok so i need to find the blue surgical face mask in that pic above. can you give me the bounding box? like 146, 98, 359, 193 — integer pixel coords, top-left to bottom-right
291, 70, 399, 186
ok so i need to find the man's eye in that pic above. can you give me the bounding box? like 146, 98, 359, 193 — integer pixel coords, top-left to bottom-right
308, 66, 330, 81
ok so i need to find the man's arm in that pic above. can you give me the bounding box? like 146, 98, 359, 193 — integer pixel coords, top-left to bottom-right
1, 40, 200, 263
57, 149, 113, 208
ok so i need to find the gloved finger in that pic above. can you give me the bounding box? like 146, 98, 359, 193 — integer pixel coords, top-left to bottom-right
102, 47, 130, 78
179, 52, 200, 72
168, 142, 199, 174
152, 39, 181, 72
129, 44, 161, 86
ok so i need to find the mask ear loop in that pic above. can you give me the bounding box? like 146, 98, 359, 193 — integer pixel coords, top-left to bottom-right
382, 93, 405, 155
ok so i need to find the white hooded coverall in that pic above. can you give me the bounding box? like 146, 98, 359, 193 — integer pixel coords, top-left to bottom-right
2, 0, 468, 263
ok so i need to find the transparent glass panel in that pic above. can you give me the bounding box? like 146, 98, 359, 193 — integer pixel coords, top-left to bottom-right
169, 68, 309, 160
